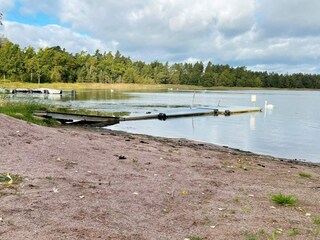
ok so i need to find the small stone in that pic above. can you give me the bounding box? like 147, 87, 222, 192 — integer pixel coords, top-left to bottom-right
210, 225, 216, 229
133, 192, 139, 195
306, 213, 311, 216
79, 195, 84, 199
270, 206, 276, 209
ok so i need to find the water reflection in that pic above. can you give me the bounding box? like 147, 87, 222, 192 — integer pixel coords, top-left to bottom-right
250, 115, 256, 130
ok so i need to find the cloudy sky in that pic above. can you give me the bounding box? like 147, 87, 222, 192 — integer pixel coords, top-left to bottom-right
1, 0, 320, 73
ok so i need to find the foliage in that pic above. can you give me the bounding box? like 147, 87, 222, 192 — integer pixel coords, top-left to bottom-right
0, 39, 320, 88
271, 193, 297, 206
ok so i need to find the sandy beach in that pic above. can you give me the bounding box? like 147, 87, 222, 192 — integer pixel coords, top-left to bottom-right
0, 114, 319, 240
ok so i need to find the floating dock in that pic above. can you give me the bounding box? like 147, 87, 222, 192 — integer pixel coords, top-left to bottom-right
34, 106, 261, 127
121, 106, 261, 121
34, 111, 120, 127
3, 88, 62, 94
120, 106, 261, 121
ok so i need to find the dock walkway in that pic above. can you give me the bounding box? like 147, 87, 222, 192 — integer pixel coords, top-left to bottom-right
121, 106, 261, 121
1, 88, 62, 94
34, 106, 261, 127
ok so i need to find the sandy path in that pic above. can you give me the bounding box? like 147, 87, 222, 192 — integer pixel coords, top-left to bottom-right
0, 114, 319, 240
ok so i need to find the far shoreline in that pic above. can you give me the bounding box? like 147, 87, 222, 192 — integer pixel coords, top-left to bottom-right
1, 81, 320, 92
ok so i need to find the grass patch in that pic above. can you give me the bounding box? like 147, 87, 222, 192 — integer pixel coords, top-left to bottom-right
187, 236, 203, 240
0, 96, 57, 126
0, 173, 24, 198
289, 228, 300, 237
233, 196, 240, 203
314, 216, 320, 225
299, 172, 312, 178
271, 193, 297, 206
244, 231, 259, 240
0, 173, 23, 186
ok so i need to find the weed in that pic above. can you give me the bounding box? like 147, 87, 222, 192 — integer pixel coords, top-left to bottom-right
258, 229, 266, 235
242, 206, 252, 213
237, 164, 248, 171
310, 227, 320, 236
289, 228, 300, 237
233, 196, 240, 202
203, 215, 211, 225
244, 231, 259, 240
299, 172, 312, 178
271, 193, 297, 206
222, 161, 232, 167
314, 216, 320, 225
0, 99, 57, 126
187, 236, 203, 240
0, 173, 23, 187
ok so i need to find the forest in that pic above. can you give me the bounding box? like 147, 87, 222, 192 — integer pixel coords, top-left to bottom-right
1, 37, 320, 89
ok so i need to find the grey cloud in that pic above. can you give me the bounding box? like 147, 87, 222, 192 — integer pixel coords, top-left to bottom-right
3, 0, 320, 73
256, 0, 320, 37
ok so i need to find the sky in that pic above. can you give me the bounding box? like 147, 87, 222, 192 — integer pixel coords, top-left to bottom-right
1, 0, 320, 74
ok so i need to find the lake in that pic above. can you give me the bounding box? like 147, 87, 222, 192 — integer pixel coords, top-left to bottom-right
8, 89, 320, 163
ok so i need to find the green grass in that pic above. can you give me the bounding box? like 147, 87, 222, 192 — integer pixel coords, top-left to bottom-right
188, 236, 203, 240
289, 228, 300, 237
233, 196, 241, 202
0, 96, 57, 126
299, 172, 312, 178
314, 216, 320, 225
244, 231, 259, 240
271, 193, 297, 206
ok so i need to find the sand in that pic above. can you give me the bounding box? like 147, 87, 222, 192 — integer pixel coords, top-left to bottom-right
0, 114, 319, 240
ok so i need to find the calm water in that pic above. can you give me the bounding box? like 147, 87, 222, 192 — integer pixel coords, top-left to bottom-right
8, 89, 320, 162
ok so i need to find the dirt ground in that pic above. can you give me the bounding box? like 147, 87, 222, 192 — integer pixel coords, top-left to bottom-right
0, 114, 320, 240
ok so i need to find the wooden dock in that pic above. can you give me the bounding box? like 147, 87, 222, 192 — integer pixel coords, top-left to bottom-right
34, 106, 261, 126
121, 106, 261, 121
3, 88, 62, 94
34, 111, 120, 127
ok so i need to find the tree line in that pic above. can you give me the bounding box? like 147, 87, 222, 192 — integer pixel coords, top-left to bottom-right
0, 38, 320, 88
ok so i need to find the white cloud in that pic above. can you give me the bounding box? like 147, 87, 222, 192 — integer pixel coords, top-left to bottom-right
3, 21, 111, 54
2, 0, 320, 73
